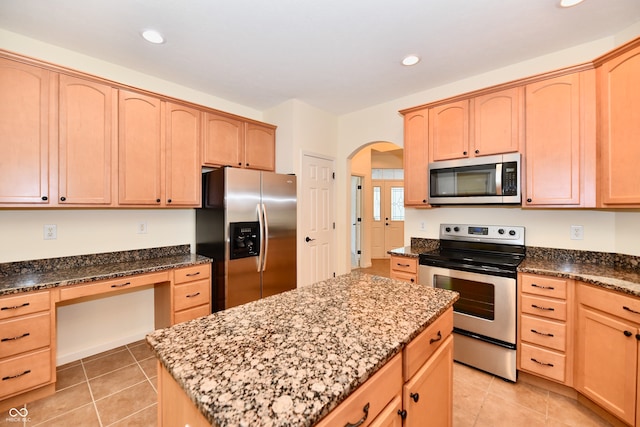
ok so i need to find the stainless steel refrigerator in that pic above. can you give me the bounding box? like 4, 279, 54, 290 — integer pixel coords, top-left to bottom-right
196, 167, 297, 311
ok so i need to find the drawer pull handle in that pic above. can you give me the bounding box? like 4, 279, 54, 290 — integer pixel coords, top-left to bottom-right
1, 302, 30, 311
2, 369, 31, 381
397, 263, 411, 267
429, 331, 442, 344
410, 392, 420, 402
531, 304, 554, 311
1, 332, 30, 342
623, 306, 640, 315
186, 272, 201, 277
186, 292, 201, 298
530, 358, 554, 367
531, 283, 555, 290
110, 282, 131, 289
345, 402, 369, 427
530, 329, 554, 337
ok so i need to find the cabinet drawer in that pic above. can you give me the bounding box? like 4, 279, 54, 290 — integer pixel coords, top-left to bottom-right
390, 270, 417, 284
369, 394, 402, 427
578, 282, 640, 325
520, 343, 566, 383
390, 257, 417, 274
174, 264, 211, 284
0, 348, 52, 399
521, 274, 567, 299
520, 315, 566, 352
521, 294, 567, 321
0, 312, 51, 358
315, 352, 402, 427
59, 271, 170, 301
403, 307, 453, 380
174, 279, 210, 312
174, 304, 211, 324
0, 291, 50, 321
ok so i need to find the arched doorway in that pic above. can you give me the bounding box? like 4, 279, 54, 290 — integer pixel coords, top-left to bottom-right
348, 141, 404, 270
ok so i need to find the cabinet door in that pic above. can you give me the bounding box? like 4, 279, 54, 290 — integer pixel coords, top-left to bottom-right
524, 72, 588, 206
429, 100, 469, 161
576, 305, 637, 425
599, 45, 640, 206
58, 75, 116, 205
0, 58, 51, 204
369, 395, 403, 427
165, 102, 201, 206
202, 112, 243, 167
404, 335, 453, 427
244, 122, 275, 171
118, 89, 163, 205
472, 87, 522, 156
403, 109, 430, 207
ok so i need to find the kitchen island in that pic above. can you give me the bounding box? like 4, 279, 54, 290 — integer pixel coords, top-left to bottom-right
146, 271, 458, 426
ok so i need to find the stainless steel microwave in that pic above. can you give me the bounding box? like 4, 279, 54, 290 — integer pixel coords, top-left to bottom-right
428, 153, 521, 205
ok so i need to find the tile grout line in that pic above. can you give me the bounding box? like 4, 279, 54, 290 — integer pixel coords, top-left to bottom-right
81, 358, 105, 427
103, 402, 157, 427
127, 343, 158, 393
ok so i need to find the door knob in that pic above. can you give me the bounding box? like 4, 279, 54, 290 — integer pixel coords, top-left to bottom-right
305, 236, 315, 242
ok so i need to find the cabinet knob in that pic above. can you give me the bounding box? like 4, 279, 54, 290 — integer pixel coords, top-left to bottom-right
246, 163, 250, 167
60, 196, 66, 202
41, 196, 48, 201
156, 198, 161, 203
624, 330, 633, 337
475, 149, 480, 154
422, 199, 427, 203
238, 162, 242, 166
397, 409, 407, 420
410, 392, 420, 402
527, 198, 532, 203
463, 151, 467, 155
167, 199, 172, 203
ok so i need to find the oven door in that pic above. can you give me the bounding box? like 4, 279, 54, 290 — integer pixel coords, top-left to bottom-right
419, 265, 516, 345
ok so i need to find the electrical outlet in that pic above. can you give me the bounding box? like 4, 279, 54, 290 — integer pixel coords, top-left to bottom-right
137, 221, 148, 234
44, 224, 57, 240
570, 225, 584, 240
420, 221, 426, 230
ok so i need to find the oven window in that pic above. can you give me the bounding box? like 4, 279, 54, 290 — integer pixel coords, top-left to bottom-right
434, 275, 495, 320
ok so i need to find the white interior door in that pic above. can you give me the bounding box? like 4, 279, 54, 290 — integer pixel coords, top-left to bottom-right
371, 179, 404, 258
300, 154, 334, 286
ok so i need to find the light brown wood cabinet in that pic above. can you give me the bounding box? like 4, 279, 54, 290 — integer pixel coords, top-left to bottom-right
428, 87, 522, 162
0, 291, 54, 402
523, 70, 596, 207
402, 109, 430, 207
58, 74, 117, 206
518, 273, 574, 386
389, 255, 417, 284
119, 90, 201, 207
597, 40, 640, 207
154, 263, 212, 327
576, 282, 640, 426
0, 58, 52, 205
202, 112, 275, 171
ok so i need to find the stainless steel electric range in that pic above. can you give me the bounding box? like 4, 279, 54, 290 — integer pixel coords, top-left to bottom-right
419, 223, 525, 382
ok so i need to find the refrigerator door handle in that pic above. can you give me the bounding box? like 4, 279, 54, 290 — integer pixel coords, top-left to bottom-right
262, 203, 269, 271
257, 203, 264, 272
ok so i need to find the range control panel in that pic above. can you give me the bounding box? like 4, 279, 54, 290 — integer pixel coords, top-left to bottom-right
439, 223, 525, 245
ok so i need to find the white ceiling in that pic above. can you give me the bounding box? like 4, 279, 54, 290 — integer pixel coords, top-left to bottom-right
1, 0, 639, 115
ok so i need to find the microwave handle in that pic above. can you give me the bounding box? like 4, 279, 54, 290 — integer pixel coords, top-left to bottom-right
495, 163, 503, 196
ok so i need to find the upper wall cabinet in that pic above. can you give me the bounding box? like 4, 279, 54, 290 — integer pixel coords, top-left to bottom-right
203, 112, 275, 171
58, 74, 117, 206
523, 70, 596, 207
0, 59, 52, 205
403, 109, 430, 207
428, 87, 522, 162
597, 41, 640, 207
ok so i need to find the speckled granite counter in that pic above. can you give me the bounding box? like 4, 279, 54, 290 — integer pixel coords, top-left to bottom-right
146, 271, 458, 427
0, 245, 212, 296
387, 238, 439, 258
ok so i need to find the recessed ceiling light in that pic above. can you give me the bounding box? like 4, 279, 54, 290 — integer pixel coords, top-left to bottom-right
402, 55, 420, 66
142, 29, 165, 44
559, 0, 585, 7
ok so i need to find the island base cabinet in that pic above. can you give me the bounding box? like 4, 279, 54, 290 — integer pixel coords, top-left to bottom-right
158, 362, 210, 427
369, 395, 403, 427
403, 335, 453, 427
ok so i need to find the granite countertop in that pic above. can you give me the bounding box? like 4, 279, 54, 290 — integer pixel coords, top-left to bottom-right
0, 245, 212, 296
518, 258, 640, 297
146, 271, 459, 427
